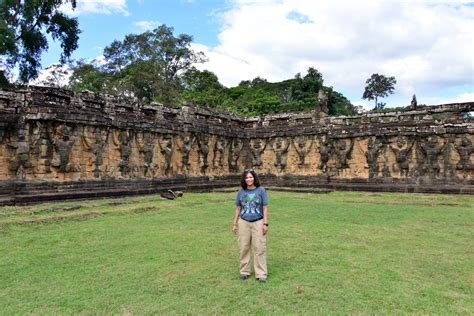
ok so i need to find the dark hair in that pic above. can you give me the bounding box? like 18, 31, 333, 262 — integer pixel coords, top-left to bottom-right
240, 169, 261, 189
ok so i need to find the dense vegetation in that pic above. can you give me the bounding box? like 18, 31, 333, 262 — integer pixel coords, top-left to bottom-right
68, 25, 356, 116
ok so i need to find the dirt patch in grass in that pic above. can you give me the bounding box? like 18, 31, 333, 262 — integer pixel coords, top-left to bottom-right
1, 205, 161, 227
107, 201, 130, 206
2, 211, 104, 226
117, 206, 160, 214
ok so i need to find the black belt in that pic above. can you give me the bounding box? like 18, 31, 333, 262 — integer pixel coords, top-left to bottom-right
240, 217, 263, 223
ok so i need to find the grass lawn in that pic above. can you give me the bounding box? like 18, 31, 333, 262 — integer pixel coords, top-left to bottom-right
0, 190, 473, 314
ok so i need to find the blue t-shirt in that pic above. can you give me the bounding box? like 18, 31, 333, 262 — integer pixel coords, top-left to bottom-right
235, 186, 268, 222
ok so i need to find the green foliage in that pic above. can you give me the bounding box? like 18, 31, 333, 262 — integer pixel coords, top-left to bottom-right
65, 25, 352, 116
69, 24, 206, 103
0, 70, 11, 88
181, 67, 354, 116
0, 0, 80, 82
68, 60, 109, 92
0, 191, 472, 314
217, 68, 354, 116
362, 73, 397, 109
180, 67, 230, 109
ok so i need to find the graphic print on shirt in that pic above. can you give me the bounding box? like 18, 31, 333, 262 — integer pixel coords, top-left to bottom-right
241, 192, 261, 218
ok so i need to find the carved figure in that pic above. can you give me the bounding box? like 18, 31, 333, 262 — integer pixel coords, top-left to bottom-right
293, 135, 313, 166
177, 134, 194, 174
273, 137, 290, 171
334, 138, 354, 171
419, 135, 447, 178
213, 136, 226, 168
250, 138, 267, 167
159, 134, 173, 176
455, 135, 473, 175
196, 134, 210, 174
411, 94, 417, 109
365, 137, 384, 179
228, 138, 243, 173
31, 121, 53, 176
7, 124, 32, 180
318, 90, 329, 114
137, 132, 156, 177
82, 126, 109, 178
318, 135, 332, 173
112, 130, 132, 178
389, 136, 414, 177
52, 124, 76, 173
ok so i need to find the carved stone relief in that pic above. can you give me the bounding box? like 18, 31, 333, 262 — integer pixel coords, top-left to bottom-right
31, 121, 53, 177
1, 87, 473, 190
228, 138, 243, 173
389, 136, 414, 178
7, 123, 32, 180
82, 126, 109, 178
213, 136, 226, 169
419, 135, 447, 179
365, 136, 384, 179
293, 135, 313, 167
52, 124, 76, 173
334, 138, 354, 174
113, 129, 132, 178
137, 132, 157, 178
196, 134, 210, 174
455, 135, 473, 177
318, 90, 329, 114
318, 135, 332, 174
159, 134, 173, 176
250, 138, 267, 168
177, 133, 194, 174
272, 137, 290, 171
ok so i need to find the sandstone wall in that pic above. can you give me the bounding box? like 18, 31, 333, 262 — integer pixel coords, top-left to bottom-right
0, 86, 473, 202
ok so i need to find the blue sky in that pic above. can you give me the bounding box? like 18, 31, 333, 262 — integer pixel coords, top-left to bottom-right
37, 0, 474, 110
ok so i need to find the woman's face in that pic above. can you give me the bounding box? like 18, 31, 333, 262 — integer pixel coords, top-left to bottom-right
245, 173, 255, 187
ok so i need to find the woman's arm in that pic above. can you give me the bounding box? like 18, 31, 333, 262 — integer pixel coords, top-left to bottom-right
232, 205, 240, 234
262, 205, 268, 235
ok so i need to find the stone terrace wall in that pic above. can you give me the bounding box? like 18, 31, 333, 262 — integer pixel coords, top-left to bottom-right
0, 86, 473, 203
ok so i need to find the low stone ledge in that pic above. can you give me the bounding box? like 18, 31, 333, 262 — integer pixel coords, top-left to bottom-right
0, 175, 471, 206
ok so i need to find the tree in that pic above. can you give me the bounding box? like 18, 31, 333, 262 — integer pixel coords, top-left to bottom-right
362, 73, 397, 109
0, 0, 80, 83
68, 60, 109, 92
100, 24, 207, 103
179, 67, 230, 109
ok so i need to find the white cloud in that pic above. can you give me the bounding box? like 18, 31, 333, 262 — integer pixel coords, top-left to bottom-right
134, 20, 162, 31
62, 0, 129, 16
438, 92, 474, 104
196, 0, 474, 107
30, 64, 72, 88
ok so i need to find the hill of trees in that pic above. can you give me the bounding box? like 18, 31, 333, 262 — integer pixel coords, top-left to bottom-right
65, 25, 356, 116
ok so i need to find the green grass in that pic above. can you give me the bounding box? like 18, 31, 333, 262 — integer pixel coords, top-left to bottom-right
1, 191, 473, 314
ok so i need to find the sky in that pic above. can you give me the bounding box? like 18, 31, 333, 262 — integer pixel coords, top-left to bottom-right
36, 0, 474, 110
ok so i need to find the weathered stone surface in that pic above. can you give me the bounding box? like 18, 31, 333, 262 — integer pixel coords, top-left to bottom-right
0, 86, 472, 203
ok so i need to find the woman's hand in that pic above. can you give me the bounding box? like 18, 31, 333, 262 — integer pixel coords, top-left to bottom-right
262, 225, 268, 235
232, 223, 237, 235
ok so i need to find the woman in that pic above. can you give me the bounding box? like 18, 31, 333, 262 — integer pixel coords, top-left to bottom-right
232, 169, 269, 283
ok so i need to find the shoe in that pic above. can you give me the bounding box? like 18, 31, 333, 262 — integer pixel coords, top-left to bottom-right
258, 277, 267, 283
240, 274, 249, 280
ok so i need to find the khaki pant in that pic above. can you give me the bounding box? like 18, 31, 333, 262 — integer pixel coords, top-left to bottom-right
238, 218, 267, 278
